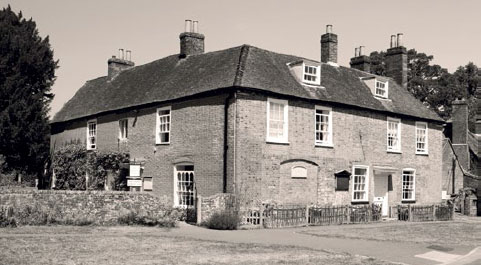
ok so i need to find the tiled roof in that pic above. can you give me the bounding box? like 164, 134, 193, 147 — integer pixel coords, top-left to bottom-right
52, 45, 443, 123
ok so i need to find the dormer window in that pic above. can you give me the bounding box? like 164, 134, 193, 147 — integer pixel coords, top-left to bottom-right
375, 80, 388, 98
303, 63, 320, 85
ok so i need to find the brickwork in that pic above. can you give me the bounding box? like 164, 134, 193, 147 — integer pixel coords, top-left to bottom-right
385, 46, 408, 89
198, 193, 236, 223
350, 55, 371, 72
0, 189, 170, 224
51, 94, 229, 205
321, 33, 337, 63
179, 32, 205, 58
442, 139, 464, 195
233, 92, 443, 208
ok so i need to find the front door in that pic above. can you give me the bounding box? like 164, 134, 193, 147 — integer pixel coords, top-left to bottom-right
374, 174, 389, 216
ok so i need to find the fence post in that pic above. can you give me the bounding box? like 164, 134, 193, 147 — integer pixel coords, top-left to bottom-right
347, 205, 351, 224
432, 205, 436, 221
305, 205, 309, 226
408, 204, 413, 222
196, 195, 202, 225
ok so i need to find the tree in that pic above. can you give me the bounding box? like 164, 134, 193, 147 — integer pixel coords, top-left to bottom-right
0, 6, 57, 184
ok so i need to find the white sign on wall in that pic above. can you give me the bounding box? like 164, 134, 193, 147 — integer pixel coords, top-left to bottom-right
130, 165, 141, 177
127, 179, 142, 187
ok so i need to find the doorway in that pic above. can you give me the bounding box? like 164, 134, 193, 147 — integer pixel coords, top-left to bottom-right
373, 173, 389, 216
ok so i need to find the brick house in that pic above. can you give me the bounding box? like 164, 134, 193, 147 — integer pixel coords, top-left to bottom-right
51, 22, 444, 215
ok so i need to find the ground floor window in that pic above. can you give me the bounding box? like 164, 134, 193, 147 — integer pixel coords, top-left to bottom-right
174, 165, 195, 207
352, 166, 369, 202
402, 169, 415, 201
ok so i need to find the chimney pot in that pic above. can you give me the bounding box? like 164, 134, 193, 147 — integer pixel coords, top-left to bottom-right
326, 24, 333, 34
397, 33, 404, 47
354, 47, 359, 57
390, 35, 397, 48
359, 46, 365, 56
184, 19, 192, 32
193, 21, 199, 33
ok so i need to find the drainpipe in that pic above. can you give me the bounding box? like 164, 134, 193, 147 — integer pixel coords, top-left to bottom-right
223, 92, 234, 193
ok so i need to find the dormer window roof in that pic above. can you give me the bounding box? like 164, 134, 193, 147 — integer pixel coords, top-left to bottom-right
303, 63, 320, 85
375, 79, 388, 98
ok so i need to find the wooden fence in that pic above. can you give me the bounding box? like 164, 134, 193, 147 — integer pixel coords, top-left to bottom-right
390, 204, 454, 222
309, 205, 381, 226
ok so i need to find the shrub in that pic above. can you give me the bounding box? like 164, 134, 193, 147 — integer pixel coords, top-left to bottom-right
117, 209, 178, 227
205, 210, 239, 230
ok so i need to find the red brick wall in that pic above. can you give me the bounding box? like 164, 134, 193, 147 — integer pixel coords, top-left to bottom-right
233, 92, 443, 208
51, 94, 229, 205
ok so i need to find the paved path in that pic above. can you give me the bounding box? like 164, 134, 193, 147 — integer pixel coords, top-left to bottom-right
171, 222, 480, 265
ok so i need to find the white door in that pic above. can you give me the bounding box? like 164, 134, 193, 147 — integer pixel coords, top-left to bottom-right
374, 174, 389, 216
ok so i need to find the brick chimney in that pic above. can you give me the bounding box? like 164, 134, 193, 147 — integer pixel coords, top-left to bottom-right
452, 98, 469, 170
350, 46, 371, 72
179, 20, 205, 58
108, 49, 134, 79
475, 88, 481, 134
321, 25, 337, 63
385, 34, 407, 89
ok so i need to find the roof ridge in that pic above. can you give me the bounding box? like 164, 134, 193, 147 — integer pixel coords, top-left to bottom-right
233, 45, 250, 87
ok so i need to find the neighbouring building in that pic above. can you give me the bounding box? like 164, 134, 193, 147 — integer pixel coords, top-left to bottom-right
51, 22, 445, 216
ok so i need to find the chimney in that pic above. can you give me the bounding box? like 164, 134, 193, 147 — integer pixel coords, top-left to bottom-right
476, 87, 481, 134
350, 46, 371, 72
385, 33, 407, 89
451, 98, 469, 170
321, 25, 337, 63
179, 19, 205, 58
108, 49, 134, 79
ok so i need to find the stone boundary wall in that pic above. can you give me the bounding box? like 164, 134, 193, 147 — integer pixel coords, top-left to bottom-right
197, 193, 236, 224
0, 188, 170, 224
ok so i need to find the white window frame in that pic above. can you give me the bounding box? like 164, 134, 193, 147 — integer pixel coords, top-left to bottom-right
375, 80, 388, 98
315, 106, 333, 146
387, 117, 401, 153
415, 122, 428, 154
351, 165, 369, 202
86, 119, 97, 150
266, 98, 288, 143
402, 169, 416, 201
156, 106, 171, 145
302, 63, 321, 85
173, 164, 195, 208
118, 119, 128, 140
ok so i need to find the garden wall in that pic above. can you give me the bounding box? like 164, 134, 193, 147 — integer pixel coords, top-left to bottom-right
197, 193, 236, 224
0, 188, 172, 225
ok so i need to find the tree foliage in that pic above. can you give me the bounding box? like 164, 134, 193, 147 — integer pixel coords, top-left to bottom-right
0, 6, 58, 180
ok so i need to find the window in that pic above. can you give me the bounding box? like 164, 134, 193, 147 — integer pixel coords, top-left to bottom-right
315, 106, 332, 146
303, 63, 320, 85
352, 166, 369, 201
415, 122, 428, 154
119, 119, 128, 140
174, 165, 195, 207
402, 169, 415, 201
375, 80, 388, 98
156, 106, 171, 144
87, 120, 97, 150
291, 166, 307, 179
387, 118, 401, 152
267, 98, 288, 143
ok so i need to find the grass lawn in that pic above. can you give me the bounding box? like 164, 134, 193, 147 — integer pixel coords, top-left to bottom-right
300, 219, 481, 247
0, 226, 396, 265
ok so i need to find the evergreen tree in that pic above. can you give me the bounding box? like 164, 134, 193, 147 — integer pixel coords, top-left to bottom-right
0, 5, 57, 183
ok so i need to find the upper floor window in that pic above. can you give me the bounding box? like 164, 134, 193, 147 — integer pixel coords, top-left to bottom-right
87, 120, 97, 150
415, 122, 428, 154
119, 119, 128, 140
375, 80, 388, 98
303, 64, 320, 85
267, 98, 288, 143
352, 166, 369, 202
315, 106, 332, 146
387, 117, 401, 152
156, 106, 171, 144
402, 169, 416, 201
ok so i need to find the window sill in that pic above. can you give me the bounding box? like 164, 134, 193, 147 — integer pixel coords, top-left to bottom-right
335, 189, 349, 192
387, 150, 402, 154
266, 140, 290, 145
351, 200, 369, 204
401, 200, 416, 204
156, 142, 170, 145
315, 143, 333, 148
416, 152, 429, 156
374, 95, 391, 101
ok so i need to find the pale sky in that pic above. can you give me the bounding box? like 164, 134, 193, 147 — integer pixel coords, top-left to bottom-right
2, 0, 481, 118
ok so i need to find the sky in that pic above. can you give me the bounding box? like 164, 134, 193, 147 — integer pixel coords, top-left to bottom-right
2, 0, 481, 118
